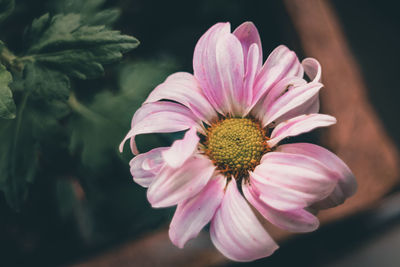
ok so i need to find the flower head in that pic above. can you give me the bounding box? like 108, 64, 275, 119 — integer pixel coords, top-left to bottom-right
120, 22, 357, 262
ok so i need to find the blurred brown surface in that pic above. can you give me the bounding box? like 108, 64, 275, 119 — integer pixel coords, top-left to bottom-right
70, 230, 225, 267
284, 0, 400, 223
70, 0, 400, 266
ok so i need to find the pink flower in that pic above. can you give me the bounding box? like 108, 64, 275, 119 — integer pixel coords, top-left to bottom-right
120, 22, 357, 262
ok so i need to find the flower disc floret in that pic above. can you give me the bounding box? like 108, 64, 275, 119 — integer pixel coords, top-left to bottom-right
204, 118, 269, 177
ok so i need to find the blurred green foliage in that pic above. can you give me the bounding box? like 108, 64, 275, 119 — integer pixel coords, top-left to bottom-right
0, 62, 15, 118
0, 0, 14, 23
0, 0, 140, 210
0, 1, 181, 264
69, 59, 177, 169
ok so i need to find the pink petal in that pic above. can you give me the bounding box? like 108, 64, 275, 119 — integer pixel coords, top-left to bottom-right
169, 175, 226, 248
250, 151, 338, 211
129, 147, 167, 188
250, 76, 302, 122
147, 155, 215, 208
277, 143, 357, 209
193, 22, 231, 114
162, 127, 199, 169
268, 114, 337, 147
302, 58, 322, 82
144, 72, 217, 124
210, 179, 278, 262
215, 33, 245, 115
251, 76, 303, 122
119, 102, 199, 154
251, 45, 304, 110
273, 93, 320, 125
265, 86, 320, 126
243, 182, 319, 232
242, 44, 260, 113
261, 81, 323, 127
233, 21, 263, 70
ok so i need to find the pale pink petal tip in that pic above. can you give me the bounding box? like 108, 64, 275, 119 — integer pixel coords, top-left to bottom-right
129, 147, 166, 188
147, 155, 215, 208
210, 179, 278, 262
162, 127, 199, 169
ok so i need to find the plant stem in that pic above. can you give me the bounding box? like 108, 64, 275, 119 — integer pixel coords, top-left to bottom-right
9, 92, 30, 210
12, 92, 28, 154
68, 92, 104, 123
0, 46, 24, 73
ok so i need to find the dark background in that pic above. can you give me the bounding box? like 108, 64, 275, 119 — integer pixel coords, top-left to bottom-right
0, 0, 400, 266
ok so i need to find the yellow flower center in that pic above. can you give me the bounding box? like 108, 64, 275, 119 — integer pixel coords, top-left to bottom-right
203, 117, 270, 178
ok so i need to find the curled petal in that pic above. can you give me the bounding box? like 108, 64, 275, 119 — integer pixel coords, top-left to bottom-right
129, 147, 167, 188
119, 102, 199, 154
210, 179, 278, 262
273, 93, 320, 125
243, 182, 319, 232
162, 127, 199, 169
169, 175, 225, 248
193, 22, 231, 114
262, 81, 323, 127
251, 151, 338, 211
268, 114, 336, 147
302, 58, 322, 82
277, 143, 357, 209
251, 76, 303, 121
147, 155, 215, 208
233, 21, 263, 70
251, 45, 304, 110
145, 72, 217, 124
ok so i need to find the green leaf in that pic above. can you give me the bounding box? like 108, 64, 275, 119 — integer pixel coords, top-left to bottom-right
83, 8, 120, 27
52, 0, 106, 13
24, 13, 139, 80
23, 62, 70, 100
0, 97, 68, 211
51, 0, 120, 26
0, 0, 14, 23
68, 59, 177, 169
0, 63, 16, 119
0, 100, 38, 211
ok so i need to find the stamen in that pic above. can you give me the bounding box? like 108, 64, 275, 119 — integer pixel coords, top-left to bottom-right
203, 117, 270, 178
